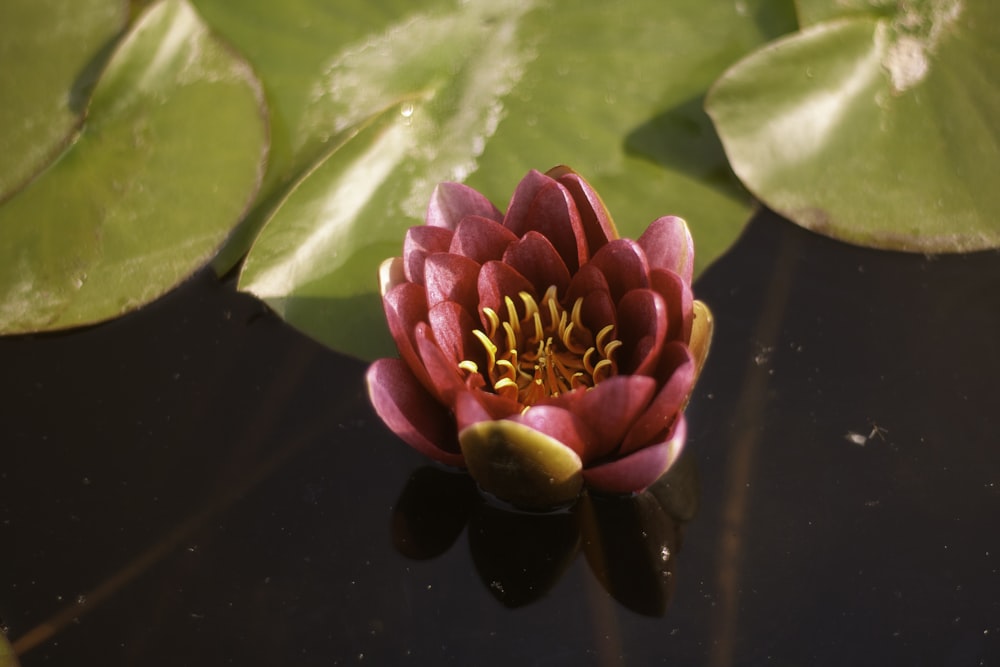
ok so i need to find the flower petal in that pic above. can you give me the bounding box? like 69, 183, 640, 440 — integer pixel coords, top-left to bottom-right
378, 257, 406, 298
501, 231, 572, 296
474, 391, 524, 419
689, 300, 714, 378
588, 239, 651, 304
637, 216, 694, 284
453, 391, 524, 433
459, 418, 584, 509
383, 282, 431, 386
478, 260, 536, 317
424, 252, 481, 315
583, 417, 687, 495
427, 181, 503, 230
546, 165, 619, 256
404, 225, 454, 285
453, 390, 493, 430
543, 375, 657, 461
616, 288, 668, 377
449, 215, 519, 264
428, 300, 483, 370
621, 342, 695, 453
502, 169, 550, 230
510, 405, 597, 461
366, 359, 464, 466
564, 261, 608, 302
414, 322, 467, 405
650, 268, 694, 343
564, 263, 616, 334
503, 171, 586, 272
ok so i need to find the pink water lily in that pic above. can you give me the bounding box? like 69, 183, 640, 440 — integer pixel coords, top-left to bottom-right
367, 166, 712, 508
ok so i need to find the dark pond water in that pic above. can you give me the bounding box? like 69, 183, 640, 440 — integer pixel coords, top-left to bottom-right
3, 210, 999, 666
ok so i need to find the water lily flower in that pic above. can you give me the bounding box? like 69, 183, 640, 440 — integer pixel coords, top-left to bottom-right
367, 166, 712, 509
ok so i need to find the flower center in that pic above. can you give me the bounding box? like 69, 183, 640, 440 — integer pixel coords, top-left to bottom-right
459, 285, 621, 405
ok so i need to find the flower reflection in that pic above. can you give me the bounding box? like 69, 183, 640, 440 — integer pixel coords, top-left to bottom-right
391, 452, 698, 616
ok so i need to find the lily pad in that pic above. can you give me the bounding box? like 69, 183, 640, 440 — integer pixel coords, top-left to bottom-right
0, 0, 268, 333
0, 0, 128, 201
794, 0, 897, 26
192, 0, 456, 274
238, 0, 797, 360
239, 106, 407, 359
707, 0, 1000, 252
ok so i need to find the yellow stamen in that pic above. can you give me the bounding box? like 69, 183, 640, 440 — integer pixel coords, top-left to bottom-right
472, 330, 497, 374
504, 296, 520, 331
458, 285, 622, 405
482, 308, 500, 338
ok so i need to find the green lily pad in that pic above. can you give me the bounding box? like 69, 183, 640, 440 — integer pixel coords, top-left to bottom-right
193, 0, 455, 274
707, 0, 1000, 252
794, 0, 897, 26
238, 0, 797, 360
0, 0, 128, 201
0, 0, 268, 333
239, 106, 407, 359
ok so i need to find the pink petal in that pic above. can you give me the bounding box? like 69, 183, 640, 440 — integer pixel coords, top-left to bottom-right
414, 322, 467, 405
427, 182, 503, 230
637, 216, 694, 285
449, 215, 519, 263
564, 264, 616, 334
366, 359, 464, 466
502, 169, 551, 232
621, 342, 695, 453
543, 375, 657, 461
471, 390, 523, 422
424, 252, 481, 315
428, 300, 483, 369
581, 290, 617, 339
510, 405, 597, 461
404, 225, 454, 285
454, 390, 524, 433
501, 231, 572, 296
564, 261, 608, 302
453, 390, 493, 431
587, 239, 651, 304
616, 289, 668, 376
583, 417, 687, 495
504, 171, 587, 272
452, 389, 525, 433
650, 268, 694, 343
383, 283, 431, 387
477, 260, 536, 317
547, 165, 619, 257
